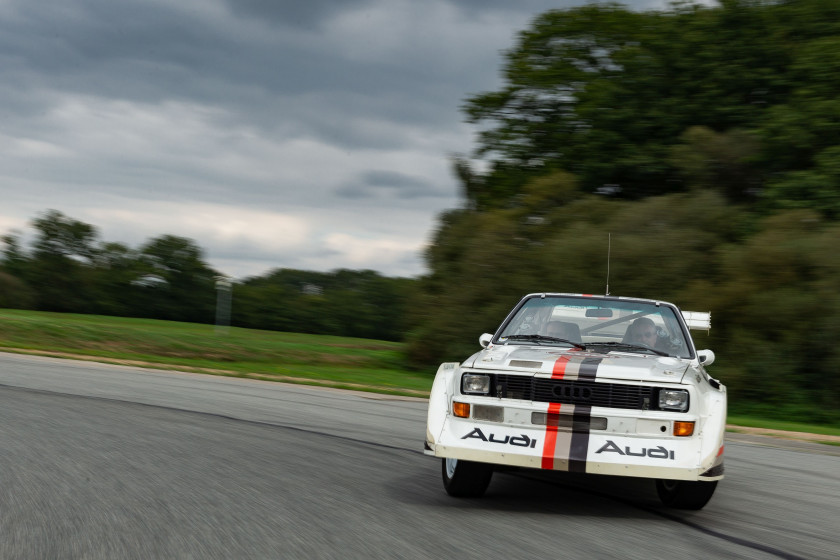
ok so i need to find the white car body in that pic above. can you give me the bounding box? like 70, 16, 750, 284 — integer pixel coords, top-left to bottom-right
425, 293, 726, 508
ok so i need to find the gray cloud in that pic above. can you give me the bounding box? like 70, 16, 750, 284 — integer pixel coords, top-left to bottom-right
0, 0, 683, 279
224, 0, 376, 29
337, 170, 451, 200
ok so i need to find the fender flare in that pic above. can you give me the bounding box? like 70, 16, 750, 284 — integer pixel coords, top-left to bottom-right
426, 362, 459, 446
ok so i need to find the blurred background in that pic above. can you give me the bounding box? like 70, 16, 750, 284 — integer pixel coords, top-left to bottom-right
2, 1, 840, 425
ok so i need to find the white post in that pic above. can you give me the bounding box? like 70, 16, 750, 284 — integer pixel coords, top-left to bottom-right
215, 277, 232, 334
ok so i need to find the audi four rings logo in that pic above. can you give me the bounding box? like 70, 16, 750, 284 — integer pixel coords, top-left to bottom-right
553, 385, 592, 401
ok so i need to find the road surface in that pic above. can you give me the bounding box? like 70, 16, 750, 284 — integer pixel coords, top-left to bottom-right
0, 352, 837, 559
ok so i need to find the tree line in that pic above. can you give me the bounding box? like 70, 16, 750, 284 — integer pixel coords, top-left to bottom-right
0, 210, 412, 342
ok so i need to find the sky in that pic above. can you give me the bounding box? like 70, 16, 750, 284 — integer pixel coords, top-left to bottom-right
0, 0, 713, 280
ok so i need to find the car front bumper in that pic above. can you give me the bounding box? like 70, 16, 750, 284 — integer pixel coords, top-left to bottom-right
425, 401, 724, 482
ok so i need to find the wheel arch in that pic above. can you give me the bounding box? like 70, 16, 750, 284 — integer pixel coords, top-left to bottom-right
426, 362, 460, 448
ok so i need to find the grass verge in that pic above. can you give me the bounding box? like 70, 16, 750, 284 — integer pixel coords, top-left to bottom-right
0, 309, 432, 397
727, 415, 840, 439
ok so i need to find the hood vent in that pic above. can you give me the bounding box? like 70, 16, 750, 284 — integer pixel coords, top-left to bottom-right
509, 360, 543, 369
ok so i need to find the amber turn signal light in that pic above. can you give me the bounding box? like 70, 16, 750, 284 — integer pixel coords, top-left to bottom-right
673, 421, 695, 437
453, 401, 471, 418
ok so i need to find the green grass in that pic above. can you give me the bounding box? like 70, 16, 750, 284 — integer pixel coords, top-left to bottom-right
727, 415, 840, 437
0, 309, 433, 396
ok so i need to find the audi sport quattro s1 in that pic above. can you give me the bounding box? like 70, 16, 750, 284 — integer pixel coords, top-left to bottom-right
424, 293, 726, 509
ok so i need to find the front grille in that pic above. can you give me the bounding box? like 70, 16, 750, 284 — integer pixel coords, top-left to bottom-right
492, 375, 533, 400
490, 374, 657, 411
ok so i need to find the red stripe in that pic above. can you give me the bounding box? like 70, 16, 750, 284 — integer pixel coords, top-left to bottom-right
552, 356, 570, 379
544, 357, 570, 467
541, 403, 562, 469
717, 445, 725, 457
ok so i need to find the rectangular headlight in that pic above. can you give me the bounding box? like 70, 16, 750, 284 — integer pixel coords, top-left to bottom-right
658, 389, 689, 412
462, 373, 491, 395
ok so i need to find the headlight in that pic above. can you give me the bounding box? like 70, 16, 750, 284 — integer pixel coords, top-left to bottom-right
462, 373, 491, 395
658, 389, 689, 412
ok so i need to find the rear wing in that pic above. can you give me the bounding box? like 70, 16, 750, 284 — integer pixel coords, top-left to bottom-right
682, 311, 711, 331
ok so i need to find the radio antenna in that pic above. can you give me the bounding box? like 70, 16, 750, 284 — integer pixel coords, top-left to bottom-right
605, 233, 611, 296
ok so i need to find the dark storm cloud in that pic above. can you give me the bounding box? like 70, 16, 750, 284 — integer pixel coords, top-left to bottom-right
0, 0, 673, 151
7, 1, 346, 93
1, 1, 297, 105
225, 0, 375, 29
0, 0, 486, 151
337, 170, 450, 200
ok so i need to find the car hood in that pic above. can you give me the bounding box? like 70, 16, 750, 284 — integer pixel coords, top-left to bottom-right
465, 345, 690, 383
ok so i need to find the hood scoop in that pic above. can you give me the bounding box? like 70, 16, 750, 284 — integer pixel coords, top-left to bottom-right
509, 360, 543, 368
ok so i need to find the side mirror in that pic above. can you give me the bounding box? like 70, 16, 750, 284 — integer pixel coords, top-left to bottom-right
697, 349, 715, 366
479, 333, 493, 348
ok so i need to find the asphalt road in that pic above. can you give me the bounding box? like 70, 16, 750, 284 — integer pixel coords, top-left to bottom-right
0, 352, 838, 559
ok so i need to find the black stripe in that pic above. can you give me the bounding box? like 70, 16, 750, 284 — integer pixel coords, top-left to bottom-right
569, 405, 591, 473
569, 357, 600, 472
577, 357, 602, 381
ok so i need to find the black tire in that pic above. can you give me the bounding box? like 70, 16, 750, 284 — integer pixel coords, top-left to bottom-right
441, 458, 493, 497
656, 479, 718, 510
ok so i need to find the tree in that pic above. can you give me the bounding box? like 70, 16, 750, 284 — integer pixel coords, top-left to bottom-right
27, 210, 100, 312
670, 126, 760, 201
1, 231, 28, 278
0, 271, 33, 309
90, 242, 144, 316
32, 210, 98, 262
463, 4, 692, 202
460, 0, 840, 214
233, 268, 413, 341
136, 235, 218, 322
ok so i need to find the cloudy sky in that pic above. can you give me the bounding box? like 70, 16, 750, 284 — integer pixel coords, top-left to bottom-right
0, 0, 709, 280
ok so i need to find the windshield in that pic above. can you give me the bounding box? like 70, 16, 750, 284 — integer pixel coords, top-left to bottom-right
496, 295, 693, 359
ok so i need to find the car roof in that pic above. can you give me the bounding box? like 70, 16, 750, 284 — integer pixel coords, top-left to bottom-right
520, 293, 678, 308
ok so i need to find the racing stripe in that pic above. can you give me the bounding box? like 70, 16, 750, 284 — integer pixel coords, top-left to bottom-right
542, 403, 576, 470
568, 358, 601, 471
541, 402, 563, 469
552, 356, 571, 379
577, 357, 602, 381
551, 350, 589, 381
542, 355, 603, 472
569, 405, 592, 472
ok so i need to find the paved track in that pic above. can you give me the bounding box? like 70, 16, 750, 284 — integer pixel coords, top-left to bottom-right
1, 352, 837, 559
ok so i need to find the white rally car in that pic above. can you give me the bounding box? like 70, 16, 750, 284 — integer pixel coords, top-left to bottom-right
424, 293, 726, 509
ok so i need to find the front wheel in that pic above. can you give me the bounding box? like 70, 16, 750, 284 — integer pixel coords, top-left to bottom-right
441, 458, 493, 497
656, 479, 718, 510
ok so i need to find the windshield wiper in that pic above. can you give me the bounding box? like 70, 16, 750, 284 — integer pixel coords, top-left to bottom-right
502, 334, 586, 350
585, 341, 669, 356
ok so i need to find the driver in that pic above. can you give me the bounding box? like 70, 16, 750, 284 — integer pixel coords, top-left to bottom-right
626, 317, 658, 347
